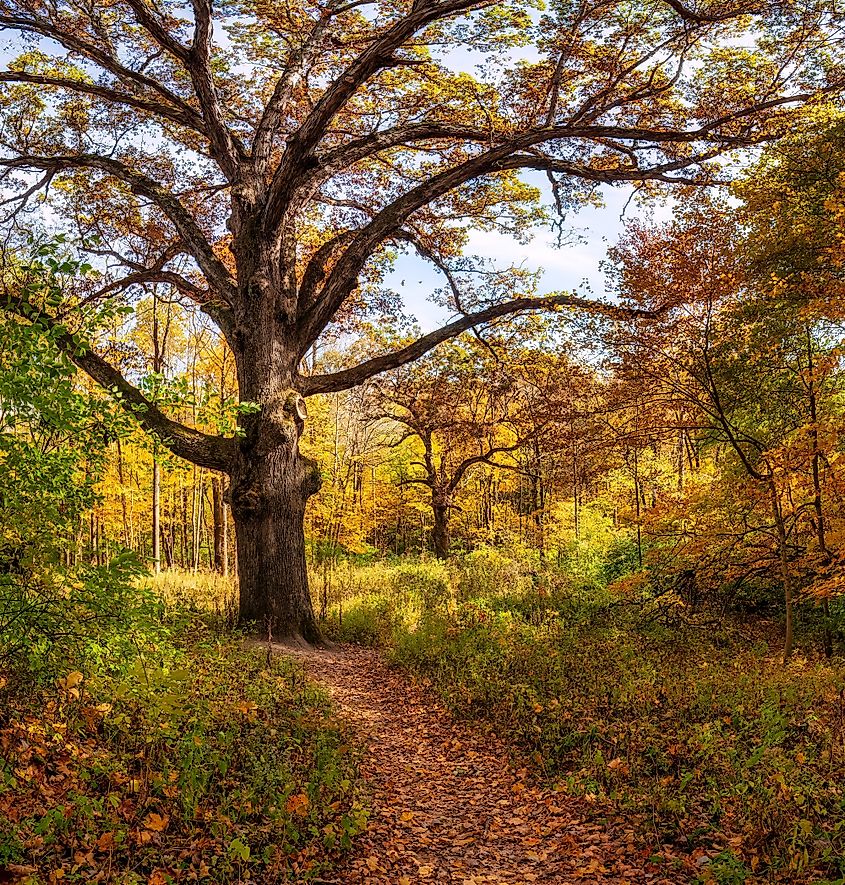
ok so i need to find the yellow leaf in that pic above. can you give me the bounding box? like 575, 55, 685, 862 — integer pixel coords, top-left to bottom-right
418, 866, 433, 878
400, 811, 415, 821
63, 671, 84, 689
236, 701, 258, 717
366, 856, 379, 871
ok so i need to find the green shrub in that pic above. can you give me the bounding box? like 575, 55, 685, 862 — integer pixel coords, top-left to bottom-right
329, 593, 400, 645
390, 560, 452, 612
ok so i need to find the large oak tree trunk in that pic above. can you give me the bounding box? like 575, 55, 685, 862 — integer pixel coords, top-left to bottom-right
229, 389, 322, 642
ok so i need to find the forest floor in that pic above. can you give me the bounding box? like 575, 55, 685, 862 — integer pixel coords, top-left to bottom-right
283, 642, 694, 885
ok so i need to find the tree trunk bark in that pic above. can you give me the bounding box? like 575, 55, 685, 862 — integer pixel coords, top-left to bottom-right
806, 328, 833, 658
432, 501, 450, 559
230, 391, 322, 643
768, 479, 794, 662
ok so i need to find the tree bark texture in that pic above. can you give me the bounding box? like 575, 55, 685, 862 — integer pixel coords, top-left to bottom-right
229, 389, 322, 641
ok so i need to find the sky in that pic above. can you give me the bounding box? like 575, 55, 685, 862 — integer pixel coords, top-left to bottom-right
387, 183, 674, 332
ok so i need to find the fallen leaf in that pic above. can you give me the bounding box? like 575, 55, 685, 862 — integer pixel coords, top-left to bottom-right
143, 812, 169, 832
285, 793, 309, 816
96, 831, 116, 851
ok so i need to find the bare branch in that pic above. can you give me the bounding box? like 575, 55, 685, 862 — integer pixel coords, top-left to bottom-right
447, 441, 524, 494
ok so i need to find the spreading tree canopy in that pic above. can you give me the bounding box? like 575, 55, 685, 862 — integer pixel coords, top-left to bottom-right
0, 0, 841, 640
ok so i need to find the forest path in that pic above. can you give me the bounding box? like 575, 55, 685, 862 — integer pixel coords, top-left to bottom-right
284, 643, 689, 885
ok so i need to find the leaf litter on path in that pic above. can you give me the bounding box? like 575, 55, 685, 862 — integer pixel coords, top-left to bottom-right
285, 643, 691, 885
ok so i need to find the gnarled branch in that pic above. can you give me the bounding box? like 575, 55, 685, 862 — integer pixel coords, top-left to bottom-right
300, 292, 663, 396
0, 292, 237, 471
0, 153, 237, 304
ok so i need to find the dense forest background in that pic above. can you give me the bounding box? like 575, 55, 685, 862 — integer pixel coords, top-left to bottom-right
17, 112, 845, 655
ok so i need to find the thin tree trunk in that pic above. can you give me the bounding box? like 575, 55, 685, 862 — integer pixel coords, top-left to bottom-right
769, 479, 794, 662
116, 437, 130, 548
192, 467, 204, 573
633, 446, 643, 569
806, 329, 833, 657
223, 496, 230, 578
432, 500, 450, 559
212, 475, 225, 574
152, 455, 161, 574
180, 483, 188, 568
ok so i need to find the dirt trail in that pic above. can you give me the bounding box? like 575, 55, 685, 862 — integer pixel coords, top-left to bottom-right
286, 643, 689, 885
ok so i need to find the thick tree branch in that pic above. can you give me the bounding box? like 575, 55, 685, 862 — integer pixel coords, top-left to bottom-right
447, 441, 523, 494
660, 0, 757, 24
265, 0, 494, 222
92, 268, 205, 300
297, 231, 357, 309
299, 153, 702, 345
0, 13, 200, 121
252, 0, 370, 171
0, 71, 206, 132
183, 0, 245, 176
0, 293, 237, 471
124, 0, 192, 61
298, 90, 820, 347
299, 292, 662, 396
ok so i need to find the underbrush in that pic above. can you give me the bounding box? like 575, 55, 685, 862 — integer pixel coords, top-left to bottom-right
1, 570, 365, 884
323, 554, 845, 884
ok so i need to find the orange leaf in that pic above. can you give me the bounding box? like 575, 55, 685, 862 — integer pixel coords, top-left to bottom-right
143, 812, 169, 832
285, 793, 309, 816
96, 831, 116, 851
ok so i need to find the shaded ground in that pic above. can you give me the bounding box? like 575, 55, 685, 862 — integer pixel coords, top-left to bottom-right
284, 643, 694, 885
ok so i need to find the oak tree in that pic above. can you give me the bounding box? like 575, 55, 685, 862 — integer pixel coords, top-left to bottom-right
0, 0, 839, 640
